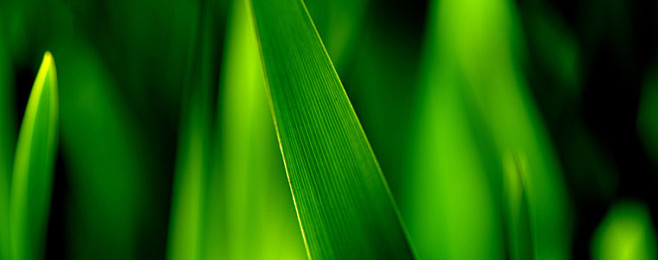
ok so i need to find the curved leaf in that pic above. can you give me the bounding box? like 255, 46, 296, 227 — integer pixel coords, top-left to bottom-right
10, 51, 58, 260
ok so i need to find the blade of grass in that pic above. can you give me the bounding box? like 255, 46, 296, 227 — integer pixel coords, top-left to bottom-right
503, 153, 533, 260
407, 55, 503, 259
203, 0, 306, 258
591, 201, 657, 260
167, 78, 209, 260
639, 67, 658, 166
424, 0, 571, 258
248, 0, 414, 258
166, 2, 215, 259
343, 24, 422, 199
524, 5, 580, 96
10, 51, 58, 260
404, 0, 504, 258
407, 0, 571, 258
0, 28, 14, 260
0, 27, 15, 260
54, 42, 151, 259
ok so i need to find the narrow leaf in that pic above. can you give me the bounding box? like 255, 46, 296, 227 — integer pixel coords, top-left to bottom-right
203, 0, 306, 258
639, 67, 658, 165
55, 42, 153, 259
0, 28, 15, 260
249, 0, 414, 258
10, 51, 59, 260
167, 4, 215, 259
407, 0, 571, 259
503, 153, 533, 260
404, 0, 504, 258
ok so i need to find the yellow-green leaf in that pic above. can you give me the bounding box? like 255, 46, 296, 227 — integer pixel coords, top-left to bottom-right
10, 51, 59, 260
203, 0, 306, 258
167, 4, 215, 259
591, 201, 657, 260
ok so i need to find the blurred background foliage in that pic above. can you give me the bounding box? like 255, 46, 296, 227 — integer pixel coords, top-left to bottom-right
0, 0, 657, 259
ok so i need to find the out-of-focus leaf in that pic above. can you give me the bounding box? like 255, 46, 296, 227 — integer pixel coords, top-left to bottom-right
406, 0, 570, 259
304, 0, 369, 68
202, 0, 306, 258
54, 42, 153, 259
339, 11, 423, 198
407, 41, 503, 259
591, 201, 657, 260
249, 0, 414, 258
524, 6, 580, 96
503, 153, 533, 260
404, 0, 504, 258
449, 0, 572, 256
166, 2, 215, 259
639, 68, 658, 166
0, 26, 15, 260
10, 51, 58, 260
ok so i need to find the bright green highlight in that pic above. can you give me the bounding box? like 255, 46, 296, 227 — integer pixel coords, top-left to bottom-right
249, 0, 414, 258
406, 1, 503, 255
203, 0, 307, 258
438, 0, 571, 258
406, 0, 571, 259
592, 201, 657, 260
407, 69, 503, 259
10, 51, 59, 260
503, 153, 533, 260
167, 102, 208, 260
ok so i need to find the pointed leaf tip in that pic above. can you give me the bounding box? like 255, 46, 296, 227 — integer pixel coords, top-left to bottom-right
10, 51, 59, 260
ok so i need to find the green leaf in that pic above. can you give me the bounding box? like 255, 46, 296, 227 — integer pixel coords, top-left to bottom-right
203, 0, 306, 258
10, 51, 59, 260
591, 201, 657, 260
406, 0, 570, 259
406, 59, 503, 260
167, 4, 215, 259
0, 28, 15, 260
54, 41, 153, 259
404, 1, 505, 259
248, 0, 414, 258
503, 153, 533, 260
639, 67, 658, 166
304, 0, 369, 68
167, 76, 209, 260
438, 1, 572, 257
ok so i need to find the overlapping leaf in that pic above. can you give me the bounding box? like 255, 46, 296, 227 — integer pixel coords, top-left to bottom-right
203, 0, 306, 259
249, 0, 414, 258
